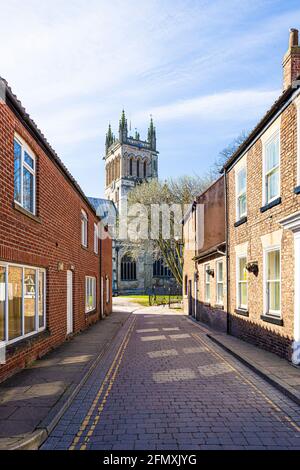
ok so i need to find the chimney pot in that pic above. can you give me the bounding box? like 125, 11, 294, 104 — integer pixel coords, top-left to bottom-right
289, 28, 299, 47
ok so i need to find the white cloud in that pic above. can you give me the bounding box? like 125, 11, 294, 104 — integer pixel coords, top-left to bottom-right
133, 89, 280, 124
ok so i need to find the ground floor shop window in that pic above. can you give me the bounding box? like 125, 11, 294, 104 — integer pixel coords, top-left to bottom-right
0, 263, 46, 344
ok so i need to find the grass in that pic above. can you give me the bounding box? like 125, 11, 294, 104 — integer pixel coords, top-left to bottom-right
119, 294, 182, 307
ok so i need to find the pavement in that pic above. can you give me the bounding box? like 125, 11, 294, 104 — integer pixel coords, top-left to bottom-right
0, 298, 300, 450
41, 303, 300, 450
0, 302, 135, 450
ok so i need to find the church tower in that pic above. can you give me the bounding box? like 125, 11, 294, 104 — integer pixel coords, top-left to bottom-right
104, 111, 159, 213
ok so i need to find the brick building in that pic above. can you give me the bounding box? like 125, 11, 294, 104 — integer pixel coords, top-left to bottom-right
223, 29, 300, 363
183, 177, 227, 332
0, 79, 112, 382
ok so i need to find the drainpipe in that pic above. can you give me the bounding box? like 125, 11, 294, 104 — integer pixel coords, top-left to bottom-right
224, 171, 230, 335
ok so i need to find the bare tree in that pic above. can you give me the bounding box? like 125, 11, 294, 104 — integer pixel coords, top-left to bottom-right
212, 130, 249, 177
124, 175, 212, 285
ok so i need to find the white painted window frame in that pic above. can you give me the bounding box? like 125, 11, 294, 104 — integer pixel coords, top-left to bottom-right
236, 254, 248, 310
216, 259, 224, 306
296, 100, 300, 186
85, 276, 96, 313
262, 129, 281, 206
235, 165, 247, 221
263, 245, 281, 318
106, 276, 110, 304
14, 134, 36, 215
94, 223, 99, 254
81, 210, 88, 248
204, 263, 210, 303
0, 261, 46, 345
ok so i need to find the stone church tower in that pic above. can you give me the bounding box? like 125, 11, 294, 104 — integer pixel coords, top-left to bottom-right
104, 110, 158, 213
104, 111, 178, 295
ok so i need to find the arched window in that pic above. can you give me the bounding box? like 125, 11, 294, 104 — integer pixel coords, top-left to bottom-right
121, 255, 137, 281
144, 161, 147, 178
129, 158, 133, 176
153, 259, 172, 278
137, 159, 140, 178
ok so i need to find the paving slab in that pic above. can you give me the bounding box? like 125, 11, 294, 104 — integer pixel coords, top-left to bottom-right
0, 305, 132, 450
187, 317, 300, 406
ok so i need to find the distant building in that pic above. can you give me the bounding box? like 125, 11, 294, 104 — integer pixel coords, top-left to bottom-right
104, 111, 179, 295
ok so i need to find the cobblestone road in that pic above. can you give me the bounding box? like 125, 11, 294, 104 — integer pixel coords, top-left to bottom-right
41, 311, 300, 450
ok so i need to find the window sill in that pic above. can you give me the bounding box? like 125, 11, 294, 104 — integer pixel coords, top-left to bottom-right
260, 314, 283, 326
235, 308, 249, 317
260, 197, 281, 213
294, 186, 300, 195
13, 202, 41, 223
214, 304, 224, 310
81, 245, 88, 251
86, 308, 97, 317
6, 329, 50, 358
234, 216, 247, 228
203, 301, 211, 307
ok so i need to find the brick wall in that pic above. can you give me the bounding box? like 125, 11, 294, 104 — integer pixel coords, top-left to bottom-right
227, 102, 300, 360
0, 98, 112, 382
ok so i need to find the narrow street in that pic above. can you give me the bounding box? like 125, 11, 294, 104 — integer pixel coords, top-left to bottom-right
42, 302, 300, 450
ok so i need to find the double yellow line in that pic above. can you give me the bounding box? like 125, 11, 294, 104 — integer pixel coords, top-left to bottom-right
192, 332, 300, 434
69, 316, 137, 450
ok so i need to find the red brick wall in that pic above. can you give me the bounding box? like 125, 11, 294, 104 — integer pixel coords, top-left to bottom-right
0, 100, 111, 382
226, 102, 300, 361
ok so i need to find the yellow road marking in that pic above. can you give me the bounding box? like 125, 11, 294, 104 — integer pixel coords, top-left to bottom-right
69, 317, 136, 450
192, 332, 300, 434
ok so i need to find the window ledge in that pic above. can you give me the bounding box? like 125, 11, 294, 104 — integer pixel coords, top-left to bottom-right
6, 329, 50, 358
234, 216, 247, 228
214, 304, 224, 310
294, 186, 300, 195
13, 202, 41, 224
86, 308, 98, 317
260, 314, 283, 326
260, 197, 281, 213
235, 308, 249, 317
81, 245, 88, 251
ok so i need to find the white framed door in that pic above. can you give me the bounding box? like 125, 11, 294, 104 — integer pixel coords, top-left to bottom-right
67, 270, 73, 335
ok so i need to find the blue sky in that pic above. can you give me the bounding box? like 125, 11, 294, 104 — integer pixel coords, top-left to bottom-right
0, 0, 299, 197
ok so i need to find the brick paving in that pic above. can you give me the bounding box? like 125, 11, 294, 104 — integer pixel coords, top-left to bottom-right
41, 311, 300, 450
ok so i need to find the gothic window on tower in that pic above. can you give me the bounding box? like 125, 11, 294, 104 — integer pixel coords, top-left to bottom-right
121, 255, 137, 281
129, 158, 133, 176
153, 259, 173, 278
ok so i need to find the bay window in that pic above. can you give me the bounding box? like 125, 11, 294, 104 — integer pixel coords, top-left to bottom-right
236, 166, 247, 220
263, 131, 280, 205
265, 248, 281, 317
237, 256, 248, 310
14, 136, 36, 215
85, 276, 96, 313
0, 263, 46, 344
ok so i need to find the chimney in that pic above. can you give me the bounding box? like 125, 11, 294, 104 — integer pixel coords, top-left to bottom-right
283, 28, 300, 90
